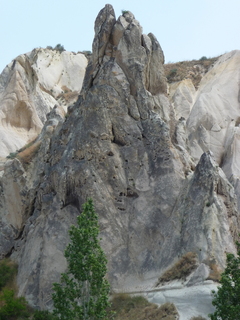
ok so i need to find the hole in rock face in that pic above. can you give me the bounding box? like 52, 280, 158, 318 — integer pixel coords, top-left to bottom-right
235, 117, 240, 127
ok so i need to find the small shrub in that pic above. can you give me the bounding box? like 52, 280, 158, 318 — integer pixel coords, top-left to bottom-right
167, 68, 178, 81
0, 259, 17, 290
157, 252, 198, 285
6, 152, 18, 159
0, 289, 29, 319
199, 56, 207, 61
33, 310, 57, 320
121, 10, 129, 15
54, 44, 65, 53
82, 50, 92, 55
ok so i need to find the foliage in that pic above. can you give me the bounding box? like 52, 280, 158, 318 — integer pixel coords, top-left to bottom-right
0, 289, 29, 320
52, 198, 110, 320
6, 152, 18, 160
167, 68, 178, 81
209, 241, 240, 320
157, 252, 197, 285
54, 44, 65, 53
0, 259, 17, 290
33, 310, 57, 320
121, 10, 129, 15
199, 56, 207, 61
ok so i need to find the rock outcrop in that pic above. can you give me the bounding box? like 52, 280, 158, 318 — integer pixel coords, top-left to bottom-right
0, 48, 87, 158
0, 4, 240, 319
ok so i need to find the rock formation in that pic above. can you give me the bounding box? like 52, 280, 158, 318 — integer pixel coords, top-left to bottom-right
0, 4, 240, 319
0, 48, 87, 158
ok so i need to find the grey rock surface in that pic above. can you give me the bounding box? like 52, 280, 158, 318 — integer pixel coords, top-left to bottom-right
0, 4, 239, 319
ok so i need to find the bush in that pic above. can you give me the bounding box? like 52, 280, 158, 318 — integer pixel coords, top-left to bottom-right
0, 260, 17, 290
199, 56, 207, 61
33, 310, 57, 320
0, 289, 29, 319
167, 68, 178, 81
54, 44, 65, 53
6, 152, 18, 159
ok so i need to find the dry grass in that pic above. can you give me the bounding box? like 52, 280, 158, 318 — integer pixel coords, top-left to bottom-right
107, 294, 179, 320
17, 140, 41, 166
156, 252, 198, 286
206, 261, 222, 282
164, 56, 219, 88
57, 85, 79, 103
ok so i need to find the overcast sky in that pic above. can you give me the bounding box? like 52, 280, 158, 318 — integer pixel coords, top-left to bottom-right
1, 0, 239, 73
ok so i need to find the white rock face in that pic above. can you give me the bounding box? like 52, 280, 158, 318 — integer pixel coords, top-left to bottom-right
145, 282, 217, 320
169, 79, 196, 120
0, 48, 87, 158
185, 50, 240, 164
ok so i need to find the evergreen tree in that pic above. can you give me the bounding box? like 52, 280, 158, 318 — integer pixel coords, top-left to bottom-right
209, 241, 240, 320
52, 198, 110, 320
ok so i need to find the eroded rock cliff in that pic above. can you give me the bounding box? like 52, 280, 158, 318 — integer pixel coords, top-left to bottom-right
0, 48, 87, 158
0, 4, 239, 319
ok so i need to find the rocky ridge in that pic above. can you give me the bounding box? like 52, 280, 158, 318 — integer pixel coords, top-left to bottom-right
0, 4, 240, 320
0, 48, 87, 159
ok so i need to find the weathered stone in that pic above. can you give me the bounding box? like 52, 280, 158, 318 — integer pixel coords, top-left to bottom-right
0, 5, 239, 320
0, 49, 87, 158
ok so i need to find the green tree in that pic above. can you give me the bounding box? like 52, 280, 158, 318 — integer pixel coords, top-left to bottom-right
52, 198, 110, 320
209, 241, 240, 320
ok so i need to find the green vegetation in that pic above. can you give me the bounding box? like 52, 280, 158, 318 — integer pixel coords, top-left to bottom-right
0, 259, 17, 290
46, 44, 65, 53
0, 259, 31, 320
167, 68, 178, 81
209, 241, 240, 320
6, 152, 18, 160
54, 44, 65, 53
52, 198, 110, 320
0, 289, 29, 320
32, 310, 57, 320
121, 10, 129, 15
156, 252, 197, 285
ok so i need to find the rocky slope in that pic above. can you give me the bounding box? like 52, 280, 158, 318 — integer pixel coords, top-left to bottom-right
0, 4, 240, 320
0, 48, 87, 159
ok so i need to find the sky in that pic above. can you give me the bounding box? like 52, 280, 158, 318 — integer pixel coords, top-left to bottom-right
0, 0, 240, 73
